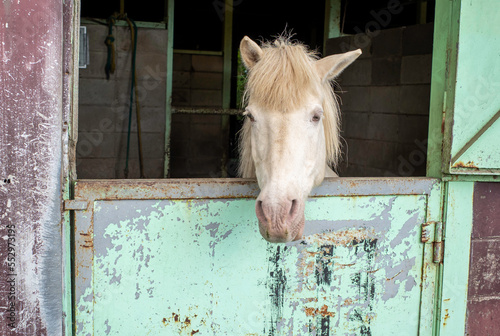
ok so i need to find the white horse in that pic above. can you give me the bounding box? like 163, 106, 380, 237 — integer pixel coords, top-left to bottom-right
239, 35, 361, 243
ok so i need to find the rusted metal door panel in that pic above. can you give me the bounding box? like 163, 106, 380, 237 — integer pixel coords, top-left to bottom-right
74, 178, 441, 335
444, 0, 500, 174
0, 1, 67, 335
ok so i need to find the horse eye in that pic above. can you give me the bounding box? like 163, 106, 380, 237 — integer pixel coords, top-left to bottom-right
311, 114, 321, 122
246, 113, 256, 122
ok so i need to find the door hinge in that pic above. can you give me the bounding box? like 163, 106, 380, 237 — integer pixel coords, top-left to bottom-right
64, 200, 89, 211
421, 221, 443, 263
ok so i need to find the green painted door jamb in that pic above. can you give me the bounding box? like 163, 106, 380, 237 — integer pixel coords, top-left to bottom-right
164, 0, 174, 177
435, 181, 474, 336
323, 0, 342, 53
427, 0, 460, 178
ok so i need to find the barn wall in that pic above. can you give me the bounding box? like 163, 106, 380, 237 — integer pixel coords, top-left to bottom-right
77, 25, 225, 179
466, 182, 500, 334
325, 23, 433, 177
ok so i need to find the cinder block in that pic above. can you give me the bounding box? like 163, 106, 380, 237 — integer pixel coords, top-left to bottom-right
371, 27, 402, 57
173, 71, 190, 88
135, 53, 167, 80
80, 51, 108, 79
143, 159, 165, 178
372, 57, 401, 85
79, 78, 117, 106
338, 86, 371, 112
341, 111, 370, 139
173, 54, 192, 71
192, 121, 222, 140
136, 29, 168, 54
112, 51, 133, 79
399, 85, 431, 115
172, 89, 191, 106
115, 131, 139, 160
136, 107, 166, 133
367, 113, 399, 142
170, 118, 191, 141
370, 86, 400, 113
398, 115, 429, 144
350, 33, 372, 59
191, 114, 222, 125
396, 143, 427, 176
77, 132, 117, 158
142, 132, 165, 159
192, 55, 223, 73
468, 240, 500, 296
401, 55, 432, 84
325, 36, 353, 56
191, 89, 222, 107
191, 72, 223, 90
169, 157, 189, 177
402, 23, 434, 55
136, 80, 166, 108
78, 106, 118, 133
76, 158, 117, 179
344, 138, 397, 170
326, 34, 372, 59
191, 140, 223, 158
116, 158, 141, 178
467, 299, 500, 336
338, 59, 372, 86
188, 157, 222, 176
170, 140, 190, 159
85, 24, 108, 53
473, 183, 500, 238
117, 26, 167, 53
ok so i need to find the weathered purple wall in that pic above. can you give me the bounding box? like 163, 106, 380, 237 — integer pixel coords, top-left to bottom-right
0, 0, 65, 335
467, 182, 500, 335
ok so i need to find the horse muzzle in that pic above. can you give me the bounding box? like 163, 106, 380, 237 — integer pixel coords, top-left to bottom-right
255, 198, 305, 243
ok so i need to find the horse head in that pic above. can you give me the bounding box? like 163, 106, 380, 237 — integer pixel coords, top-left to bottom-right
239, 36, 361, 243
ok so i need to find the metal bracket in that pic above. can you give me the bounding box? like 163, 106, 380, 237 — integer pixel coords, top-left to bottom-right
421, 221, 443, 263
64, 200, 89, 211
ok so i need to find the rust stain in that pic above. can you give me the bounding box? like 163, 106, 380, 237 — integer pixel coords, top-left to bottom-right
452, 161, 479, 169
386, 270, 403, 281
306, 228, 376, 247
191, 330, 199, 335
342, 298, 353, 306
304, 305, 336, 318
443, 309, 450, 326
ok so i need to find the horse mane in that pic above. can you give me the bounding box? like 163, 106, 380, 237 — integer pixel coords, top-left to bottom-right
238, 36, 341, 178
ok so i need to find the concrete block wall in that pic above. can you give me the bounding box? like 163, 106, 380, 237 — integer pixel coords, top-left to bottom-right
325, 23, 433, 177
77, 25, 167, 178
77, 25, 226, 178
170, 53, 225, 178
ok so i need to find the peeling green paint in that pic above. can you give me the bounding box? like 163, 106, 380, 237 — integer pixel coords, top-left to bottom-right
75, 179, 440, 335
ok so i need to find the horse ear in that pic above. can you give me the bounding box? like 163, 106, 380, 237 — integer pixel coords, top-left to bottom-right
315, 49, 362, 82
240, 36, 263, 69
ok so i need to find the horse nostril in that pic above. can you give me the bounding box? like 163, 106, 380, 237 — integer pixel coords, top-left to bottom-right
289, 199, 299, 218
256, 200, 265, 221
